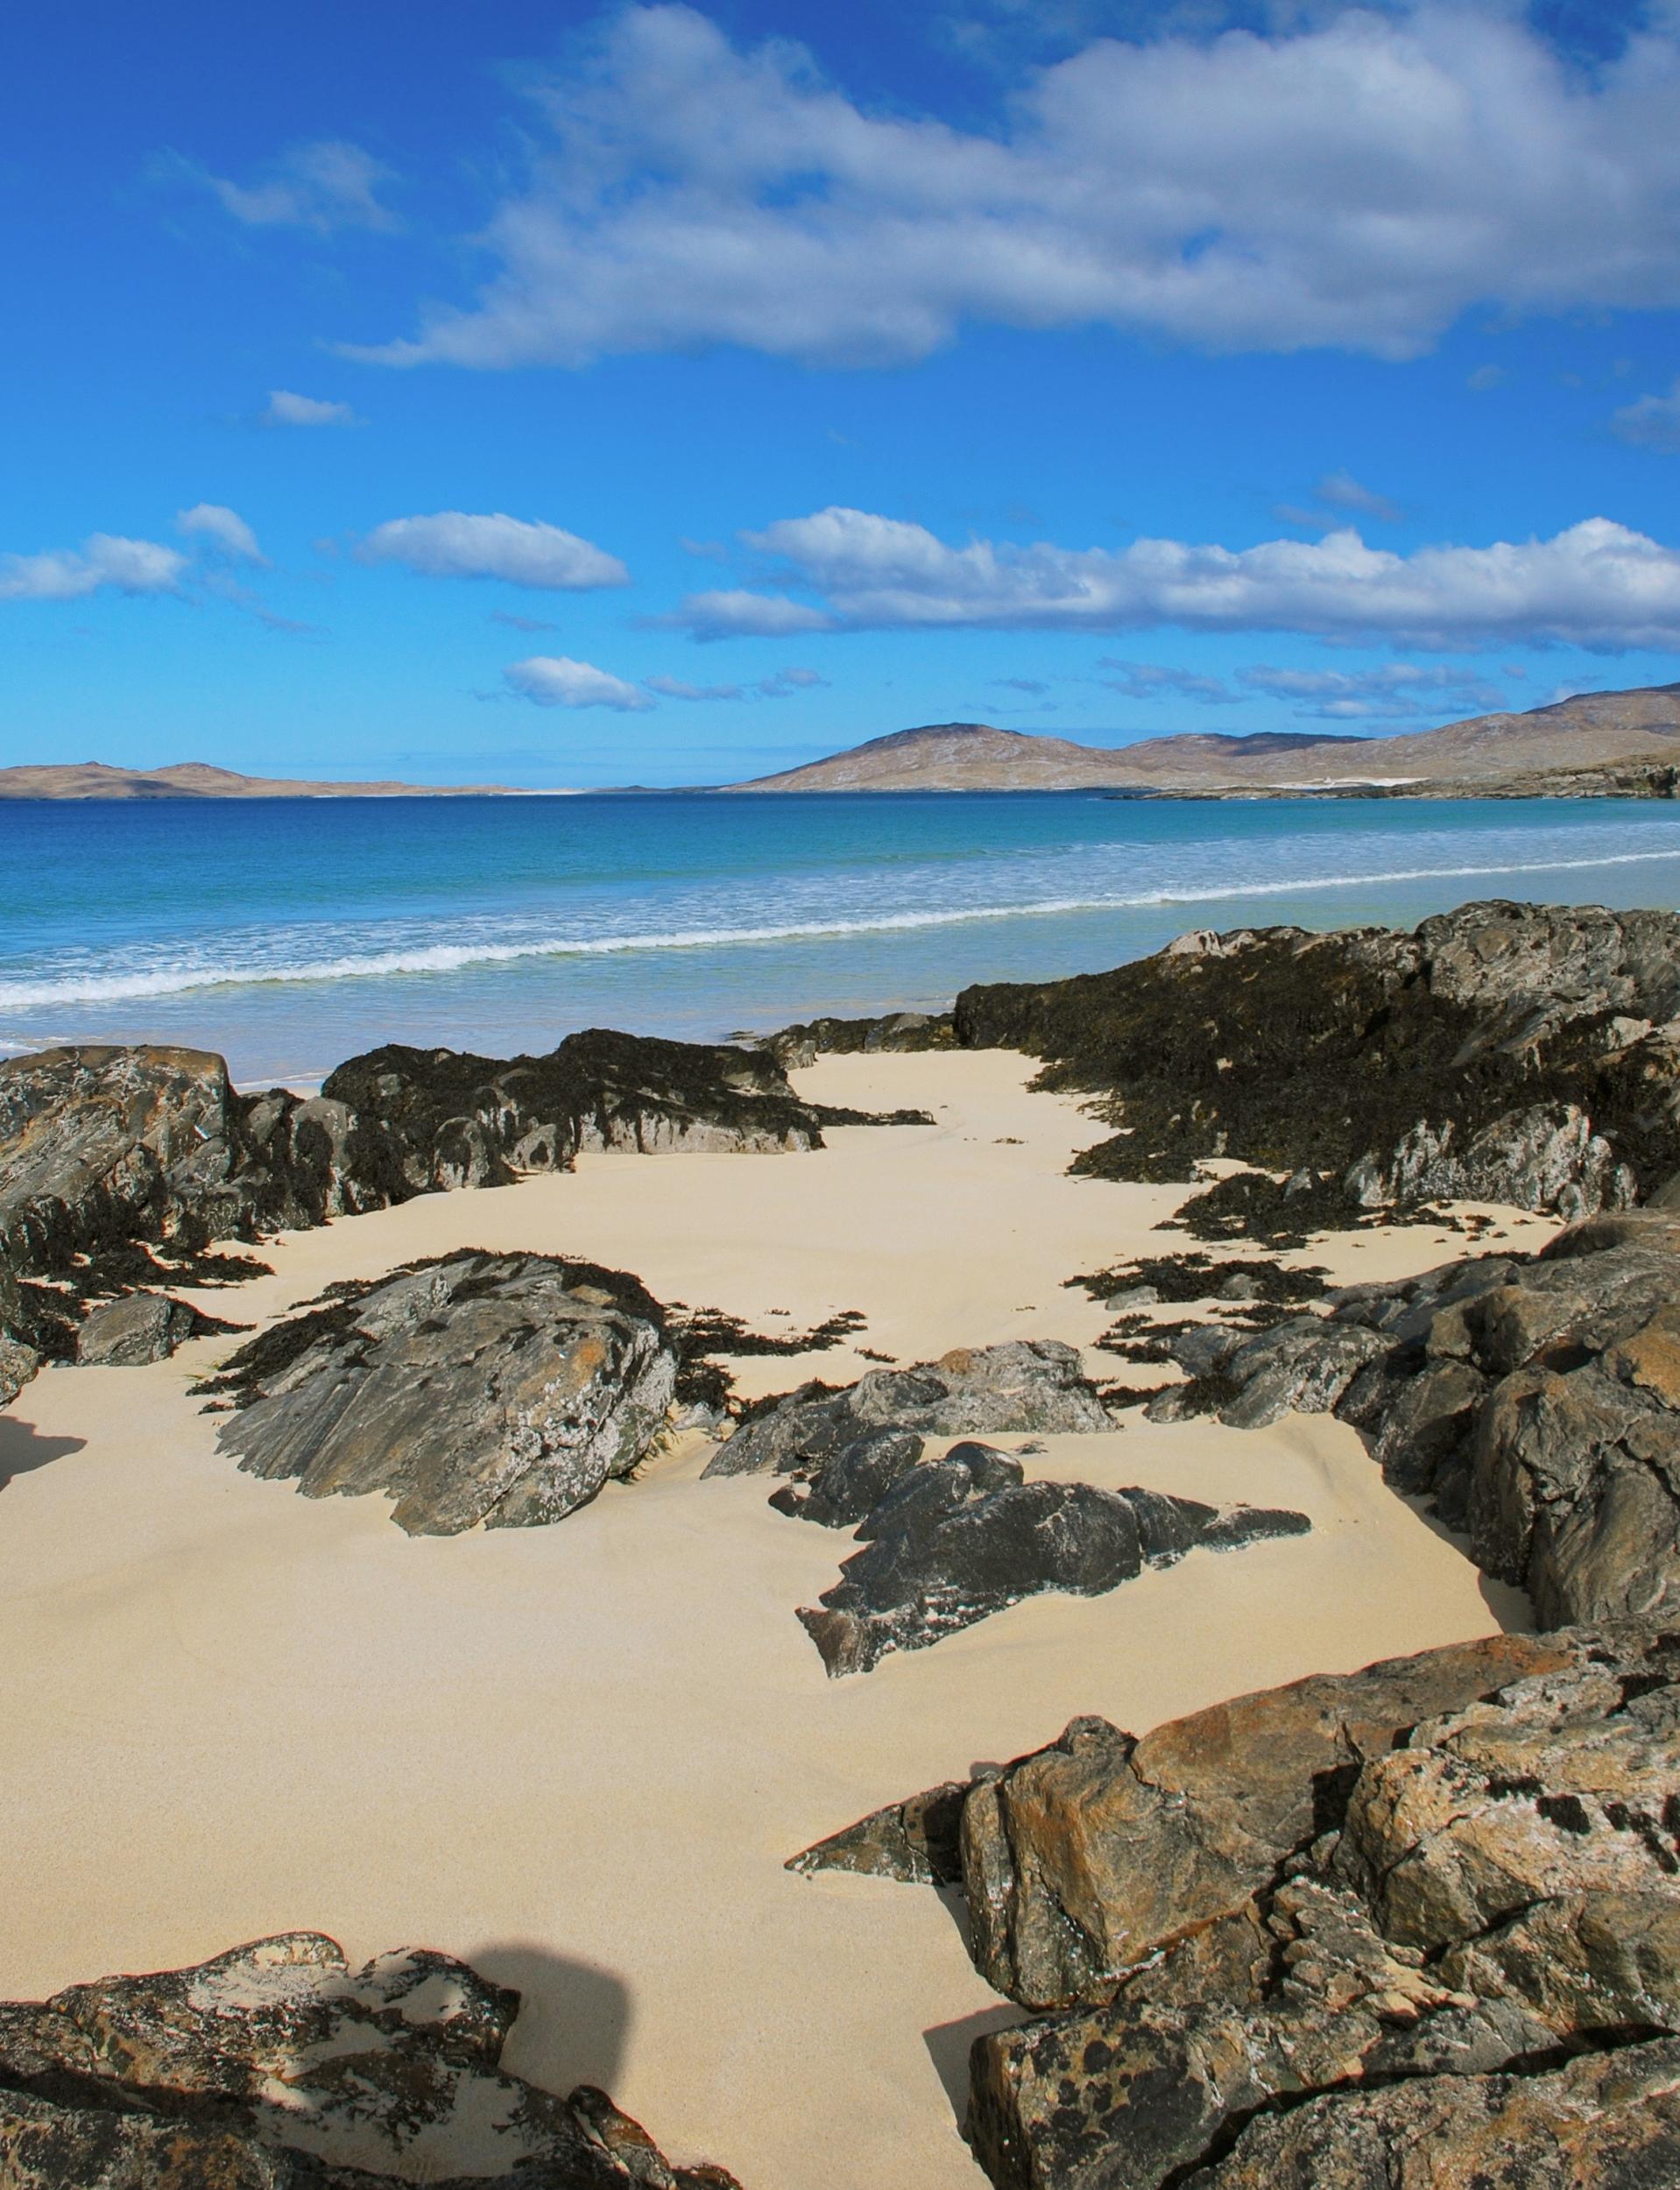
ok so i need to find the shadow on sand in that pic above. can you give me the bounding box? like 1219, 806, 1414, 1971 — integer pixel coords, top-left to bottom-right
922, 2001, 1027, 2135
0, 1415, 85, 1493
469, 1943, 633, 2097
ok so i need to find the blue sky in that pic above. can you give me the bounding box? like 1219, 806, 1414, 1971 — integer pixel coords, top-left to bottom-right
4, 0, 1680, 788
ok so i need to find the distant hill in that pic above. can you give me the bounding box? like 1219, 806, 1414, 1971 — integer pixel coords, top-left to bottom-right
727, 683, 1680, 794
0, 760, 519, 801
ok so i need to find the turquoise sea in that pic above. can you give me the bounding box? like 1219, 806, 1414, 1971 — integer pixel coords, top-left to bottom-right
4, 792, 1679, 1085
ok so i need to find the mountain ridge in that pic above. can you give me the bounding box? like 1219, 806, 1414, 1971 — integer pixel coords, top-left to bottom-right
724, 682, 1680, 794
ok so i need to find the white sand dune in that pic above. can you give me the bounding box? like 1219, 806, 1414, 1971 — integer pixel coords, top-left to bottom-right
0, 1054, 1545, 2188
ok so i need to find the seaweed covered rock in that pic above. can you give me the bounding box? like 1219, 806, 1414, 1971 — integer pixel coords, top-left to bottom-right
703, 1341, 1113, 1479
755, 1008, 955, 1070
1157, 1212, 1680, 1626
320, 1025, 841, 1197
794, 1440, 1309, 1675
0, 1028, 902, 1358
951, 900, 1680, 1227
210, 1251, 678, 1535
0, 1930, 739, 2189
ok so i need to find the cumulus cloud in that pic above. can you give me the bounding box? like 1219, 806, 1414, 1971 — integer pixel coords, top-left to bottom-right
505, 655, 653, 710
356, 512, 629, 590
352, 4, 1680, 371
0, 533, 188, 602
263, 389, 361, 427
679, 505, 1680, 650
195, 140, 397, 233
645, 665, 829, 700
177, 503, 266, 564
1612, 378, 1680, 452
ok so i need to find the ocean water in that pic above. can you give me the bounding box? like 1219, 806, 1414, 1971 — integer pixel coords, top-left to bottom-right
4, 792, 1679, 1086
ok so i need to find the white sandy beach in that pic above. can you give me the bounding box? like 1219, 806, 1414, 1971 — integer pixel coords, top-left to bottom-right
0, 1053, 1549, 2189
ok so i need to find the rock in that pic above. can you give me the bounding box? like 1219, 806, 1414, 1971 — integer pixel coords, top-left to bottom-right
209, 1252, 678, 1535
704, 1341, 1113, 1479
950, 901, 1680, 1227
0, 1334, 37, 1410
0, 1029, 902, 1354
74, 1288, 201, 1365
785, 1438, 1307, 1676
766, 1424, 927, 1527
0, 1930, 739, 2188
1177, 2038, 1680, 2190
319, 1026, 843, 1196
1164, 1226, 1680, 1626
787, 1781, 970, 1885
957, 1624, 1680, 2190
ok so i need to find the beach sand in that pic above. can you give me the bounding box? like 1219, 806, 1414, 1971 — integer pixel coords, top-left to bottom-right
0, 1052, 1548, 2188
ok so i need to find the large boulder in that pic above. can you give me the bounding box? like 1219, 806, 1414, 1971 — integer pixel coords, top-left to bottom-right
210, 1252, 679, 1535
794, 1625, 1680, 2190
704, 1340, 1113, 1479
950, 900, 1680, 1226
964, 1625, 1680, 2190
791, 1438, 1308, 1676
0, 1930, 738, 2188
1157, 1218, 1680, 1627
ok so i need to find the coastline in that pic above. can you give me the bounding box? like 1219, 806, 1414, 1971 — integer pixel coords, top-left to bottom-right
0, 1049, 1547, 2188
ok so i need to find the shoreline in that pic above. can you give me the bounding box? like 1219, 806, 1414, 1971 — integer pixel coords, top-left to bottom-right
0, 1049, 1551, 2188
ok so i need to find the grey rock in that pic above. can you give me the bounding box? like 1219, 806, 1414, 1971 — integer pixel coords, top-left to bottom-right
75, 1288, 200, 1365
0, 1335, 37, 1411
704, 1340, 1112, 1479
790, 1439, 1308, 1676
0, 1930, 740, 2188
211, 1252, 678, 1536
766, 1424, 926, 1527
1168, 1224, 1680, 1626
787, 1780, 969, 1885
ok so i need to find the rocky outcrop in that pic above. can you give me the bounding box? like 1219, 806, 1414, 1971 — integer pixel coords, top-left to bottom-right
951, 901, 1680, 1229
703, 1341, 1114, 1479
208, 1252, 679, 1536
794, 1625, 1680, 2190
0, 1027, 912, 1386
1154, 1210, 1680, 1628
75, 1289, 212, 1366
0, 1930, 738, 2188
317, 1027, 855, 1198
790, 1438, 1309, 1675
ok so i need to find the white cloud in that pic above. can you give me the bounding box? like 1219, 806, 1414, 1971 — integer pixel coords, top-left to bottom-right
1312, 470, 1402, 524
1236, 661, 1507, 716
505, 655, 653, 710
264, 389, 361, 427
0, 533, 188, 602
198, 140, 397, 233
682, 505, 1680, 650
356, 512, 629, 590
177, 503, 266, 564
352, 4, 1680, 371
1467, 362, 1508, 391
645, 664, 829, 700
674, 589, 836, 639
1100, 660, 1244, 703
1612, 378, 1680, 452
